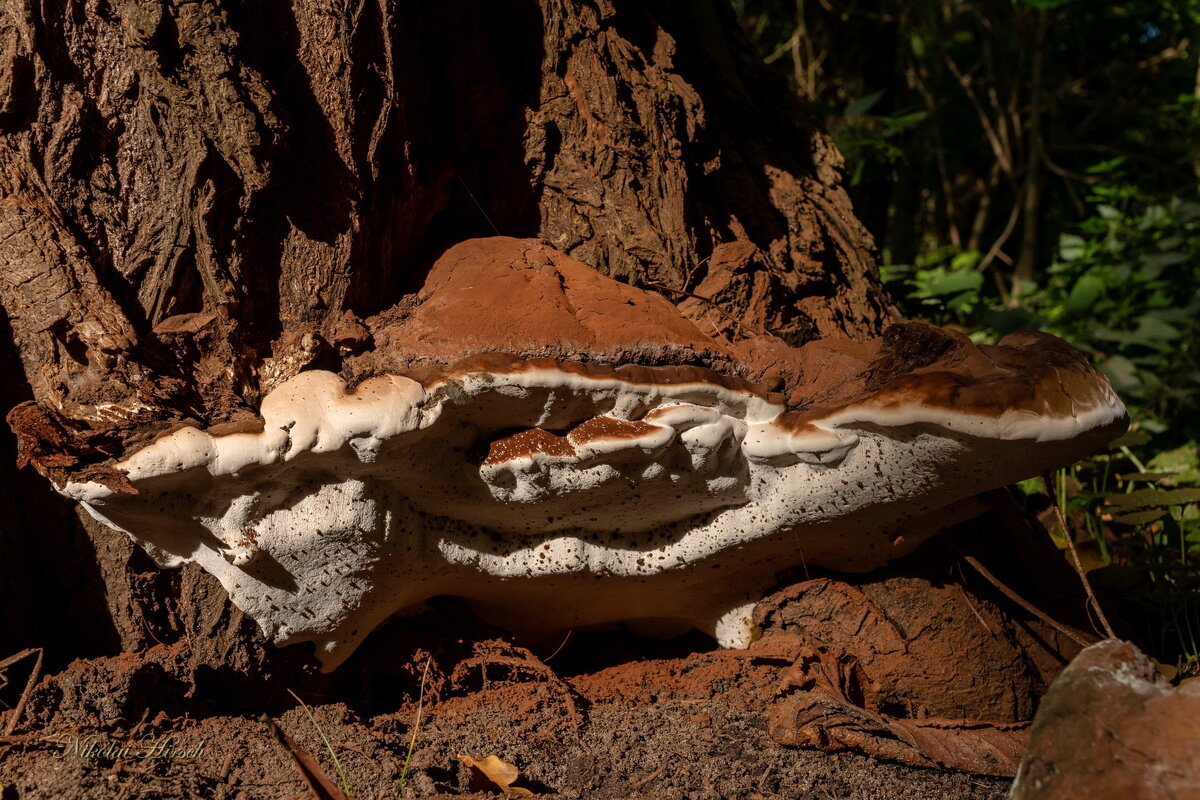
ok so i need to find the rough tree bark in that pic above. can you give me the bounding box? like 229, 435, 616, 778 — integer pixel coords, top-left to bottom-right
0, 0, 894, 676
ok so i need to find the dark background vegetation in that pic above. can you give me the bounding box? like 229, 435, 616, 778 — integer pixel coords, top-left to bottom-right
734, 0, 1200, 673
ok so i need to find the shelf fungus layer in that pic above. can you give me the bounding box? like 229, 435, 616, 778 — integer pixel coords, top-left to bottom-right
52, 238, 1127, 670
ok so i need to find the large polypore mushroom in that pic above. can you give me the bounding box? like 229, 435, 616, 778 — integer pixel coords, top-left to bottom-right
48, 238, 1126, 669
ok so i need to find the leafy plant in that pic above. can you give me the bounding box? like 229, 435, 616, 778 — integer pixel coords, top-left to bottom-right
734, 0, 1200, 675
887, 179, 1200, 673
1020, 435, 1200, 673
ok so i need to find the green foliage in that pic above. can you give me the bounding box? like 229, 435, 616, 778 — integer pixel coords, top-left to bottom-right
884, 182, 1200, 442
736, 0, 1200, 277
1045, 197, 1200, 433
887, 179, 1200, 672
734, 0, 1200, 671
1024, 436, 1200, 673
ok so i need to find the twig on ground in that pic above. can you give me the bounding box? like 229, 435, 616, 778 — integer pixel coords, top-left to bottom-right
2, 647, 43, 735
262, 712, 350, 800
0, 648, 37, 676
942, 536, 1089, 647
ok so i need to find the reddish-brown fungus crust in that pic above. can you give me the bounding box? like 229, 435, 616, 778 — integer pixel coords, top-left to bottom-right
483, 418, 661, 468
484, 429, 578, 466
568, 417, 659, 443
769, 323, 1121, 433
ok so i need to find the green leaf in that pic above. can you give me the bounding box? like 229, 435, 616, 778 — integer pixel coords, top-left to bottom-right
951, 250, 982, 270
1133, 314, 1181, 341
1066, 274, 1106, 311
1118, 472, 1174, 482
913, 266, 984, 297
1109, 429, 1153, 448
1099, 355, 1140, 390
1014, 477, 1044, 497
1112, 509, 1168, 525
845, 91, 885, 118
1139, 417, 1169, 434
880, 110, 928, 135
909, 34, 926, 60
1140, 251, 1190, 279
1148, 445, 1200, 484
1107, 488, 1200, 509
1058, 234, 1086, 261
946, 290, 978, 313
1140, 204, 1169, 227
1086, 156, 1127, 175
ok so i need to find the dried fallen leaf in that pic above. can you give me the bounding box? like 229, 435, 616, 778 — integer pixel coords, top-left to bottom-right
768, 645, 1028, 777
457, 753, 535, 796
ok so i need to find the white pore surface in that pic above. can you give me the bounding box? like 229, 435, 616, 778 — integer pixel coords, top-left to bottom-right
62, 366, 1126, 669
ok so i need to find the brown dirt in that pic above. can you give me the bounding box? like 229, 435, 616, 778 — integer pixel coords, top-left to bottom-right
0, 502, 1106, 799
0, 639, 1010, 800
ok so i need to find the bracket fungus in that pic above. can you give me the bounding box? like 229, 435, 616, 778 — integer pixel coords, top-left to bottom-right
49, 238, 1126, 670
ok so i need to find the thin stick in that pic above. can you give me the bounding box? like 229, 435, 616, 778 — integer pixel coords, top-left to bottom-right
942, 537, 1089, 647
457, 176, 500, 236
1042, 473, 1117, 639
543, 631, 573, 664
3, 648, 43, 736
0, 648, 37, 674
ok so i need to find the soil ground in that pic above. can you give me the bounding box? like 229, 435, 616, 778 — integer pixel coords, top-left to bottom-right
0, 628, 1010, 800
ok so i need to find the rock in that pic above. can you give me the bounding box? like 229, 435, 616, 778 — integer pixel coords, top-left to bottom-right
1010, 639, 1200, 800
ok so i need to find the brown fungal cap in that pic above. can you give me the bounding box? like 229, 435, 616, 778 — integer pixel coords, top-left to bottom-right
349, 237, 744, 380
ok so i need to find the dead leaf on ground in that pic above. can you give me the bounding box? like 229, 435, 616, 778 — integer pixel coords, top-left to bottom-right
457, 753, 536, 796
767, 645, 1028, 777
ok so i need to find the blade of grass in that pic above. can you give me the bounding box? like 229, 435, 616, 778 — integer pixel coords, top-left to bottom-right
262, 713, 350, 800
1120, 445, 1149, 475
397, 657, 432, 793
288, 689, 352, 798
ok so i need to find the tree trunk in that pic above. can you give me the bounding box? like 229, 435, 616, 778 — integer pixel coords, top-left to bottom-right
0, 0, 892, 670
